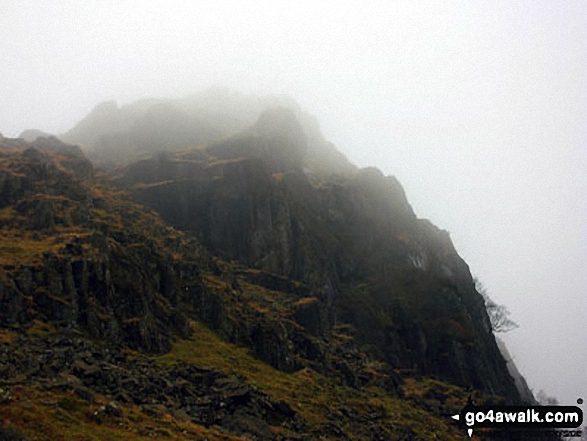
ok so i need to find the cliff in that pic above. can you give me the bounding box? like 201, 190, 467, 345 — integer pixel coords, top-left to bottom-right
0, 103, 529, 440
115, 108, 520, 403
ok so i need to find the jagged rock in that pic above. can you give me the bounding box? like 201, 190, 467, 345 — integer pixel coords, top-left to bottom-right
0, 113, 532, 440
0, 330, 306, 439
18, 129, 52, 142
61, 90, 355, 175
116, 119, 521, 400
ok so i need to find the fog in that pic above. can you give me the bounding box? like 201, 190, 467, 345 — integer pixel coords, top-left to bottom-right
1, 1, 585, 411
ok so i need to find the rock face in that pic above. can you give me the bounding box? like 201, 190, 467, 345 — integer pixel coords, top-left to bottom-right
0, 136, 381, 383
1, 107, 534, 439
116, 111, 521, 402
0, 137, 93, 210
0, 137, 192, 353
3, 243, 192, 353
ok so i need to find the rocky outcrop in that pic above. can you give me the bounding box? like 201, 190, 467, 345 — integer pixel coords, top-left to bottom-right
0, 137, 192, 353
0, 137, 93, 211
61, 89, 356, 175
0, 330, 300, 439
1, 123, 533, 439
18, 129, 53, 142
116, 111, 521, 402
0, 136, 375, 384
1, 245, 192, 353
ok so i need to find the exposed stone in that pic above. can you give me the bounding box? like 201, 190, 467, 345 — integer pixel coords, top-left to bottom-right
117, 128, 520, 401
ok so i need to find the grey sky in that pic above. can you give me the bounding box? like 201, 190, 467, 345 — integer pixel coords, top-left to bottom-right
1, 1, 585, 410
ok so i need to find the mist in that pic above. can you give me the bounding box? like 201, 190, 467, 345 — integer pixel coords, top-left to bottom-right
1, 0, 585, 412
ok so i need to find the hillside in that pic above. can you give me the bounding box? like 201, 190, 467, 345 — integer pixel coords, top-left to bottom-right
0, 99, 531, 440
116, 107, 519, 401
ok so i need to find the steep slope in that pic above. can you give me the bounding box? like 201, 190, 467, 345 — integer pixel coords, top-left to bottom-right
1, 110, 533, 439
0, 135, 196, 352
116, 108, 522, 403
0, 135, 477, 440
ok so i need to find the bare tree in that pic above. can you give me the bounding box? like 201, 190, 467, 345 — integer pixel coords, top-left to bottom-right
474, 278, 519, 333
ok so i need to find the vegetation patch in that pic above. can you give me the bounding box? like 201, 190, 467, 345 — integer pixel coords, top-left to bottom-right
156, 321, 463, 440
0, 386, 247, 441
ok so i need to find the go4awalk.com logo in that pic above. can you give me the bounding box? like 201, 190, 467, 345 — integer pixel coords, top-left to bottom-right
451, 403, 583, 438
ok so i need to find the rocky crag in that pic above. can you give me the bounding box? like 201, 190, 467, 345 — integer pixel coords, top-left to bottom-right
61, 88, 353, 176
0, 96, 532, 440
116, 107, 519, 401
